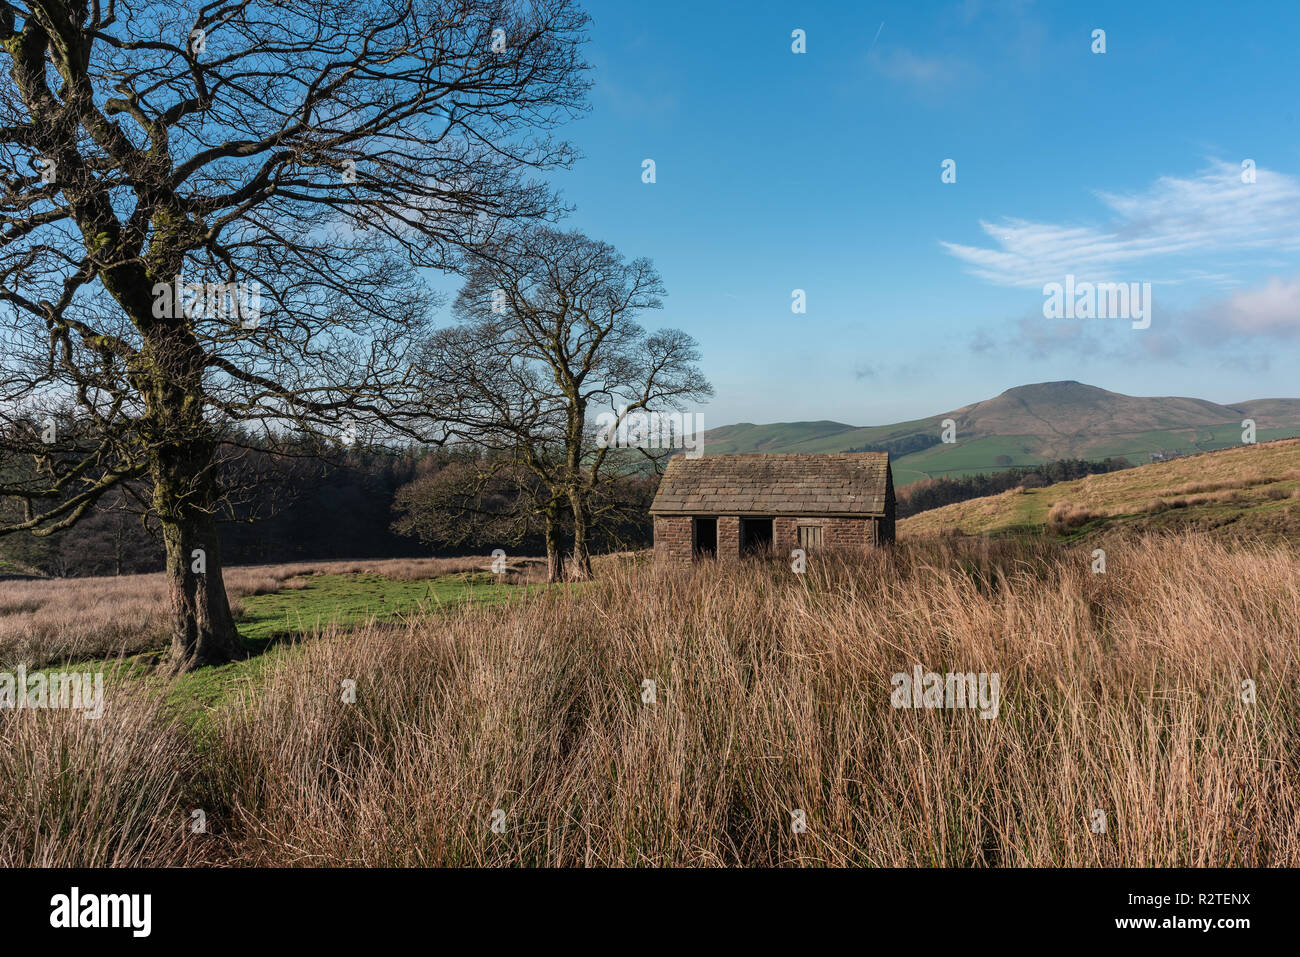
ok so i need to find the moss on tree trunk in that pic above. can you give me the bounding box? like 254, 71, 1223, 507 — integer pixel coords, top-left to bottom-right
158, 499, 240, 671
146, 391, 241, 672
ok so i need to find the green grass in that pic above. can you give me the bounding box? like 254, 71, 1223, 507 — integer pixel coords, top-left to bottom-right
33, 570, 549, 733
891, 434, 1049, 479
0, 556, 45, 578
234, 570, 524, 642
703, 417, 942, 455
174, 571, 540, 720
709, 420, 1300, 486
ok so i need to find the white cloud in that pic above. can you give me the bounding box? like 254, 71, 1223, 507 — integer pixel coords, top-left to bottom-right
1217, 275, 1300, 337
943, 161, 1300, 287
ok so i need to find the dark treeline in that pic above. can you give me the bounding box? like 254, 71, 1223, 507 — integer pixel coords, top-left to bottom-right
0, 431, 658, 579
843, 433, 942, 457
898, 457, 1134, 518
391, 452, 657, 563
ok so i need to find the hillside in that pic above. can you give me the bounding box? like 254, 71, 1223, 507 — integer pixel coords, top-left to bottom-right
706, 381, 1300, 487
898, 437, 1300, 543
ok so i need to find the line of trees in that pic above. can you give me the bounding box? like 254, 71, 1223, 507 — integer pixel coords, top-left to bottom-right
2, 437, 663, 579
842, 433, 941, 457
390, 447, 658, 567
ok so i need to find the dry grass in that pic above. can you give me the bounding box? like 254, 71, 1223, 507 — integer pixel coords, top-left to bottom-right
3, 532, 1296, 867
0, 682, 203, 866
0, 555, 491, 669
903, 438, 1300, 538
1046, 501, 1102, 532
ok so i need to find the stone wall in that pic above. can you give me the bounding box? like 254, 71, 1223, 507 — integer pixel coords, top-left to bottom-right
655, 514, 886, 568
652, 515, 694, 567
718, 516, 741, 561
775, 516, 878, 553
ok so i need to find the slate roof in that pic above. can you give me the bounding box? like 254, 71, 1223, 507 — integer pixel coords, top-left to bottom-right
649, 453, 892, 516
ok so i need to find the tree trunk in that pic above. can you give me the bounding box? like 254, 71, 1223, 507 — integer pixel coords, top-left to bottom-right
152, 439, 241, 672
544, 502, 566, 583
567, 490, 593, 581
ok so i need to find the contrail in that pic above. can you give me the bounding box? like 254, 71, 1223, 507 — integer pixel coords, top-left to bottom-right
867, 21, 885, 55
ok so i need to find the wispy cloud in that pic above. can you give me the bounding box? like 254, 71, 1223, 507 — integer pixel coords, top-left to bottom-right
968, 272, 1300, 368
868, 45, 968, 92
943, 162, 1300, 287
851, 357, 926, 384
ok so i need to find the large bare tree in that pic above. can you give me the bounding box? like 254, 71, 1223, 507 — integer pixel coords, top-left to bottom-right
423, 227, 711, 579
0, 0, 589, 669
415, 309, 573, 579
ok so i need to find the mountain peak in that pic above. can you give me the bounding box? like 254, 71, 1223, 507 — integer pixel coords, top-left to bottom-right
997, 381, 1112, 400
702, 383, 1300, 474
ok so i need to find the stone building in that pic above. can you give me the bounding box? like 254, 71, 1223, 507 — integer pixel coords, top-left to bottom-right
650, 452, 896, 567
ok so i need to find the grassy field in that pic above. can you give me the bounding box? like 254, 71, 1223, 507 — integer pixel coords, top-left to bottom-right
195, 566, 554, 718
0, 555, 537, 672
3, 444, 1298, 867
704, 415, 942, 456
187, 565, 549, 719
234, 570, 534, 642
0, 555, 550, 735
900, 438, 1300, 542
2, 529, 1298, 866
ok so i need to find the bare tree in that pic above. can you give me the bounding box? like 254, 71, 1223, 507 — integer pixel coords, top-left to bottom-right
424, 227, 711, 579
0, 0, 589, 668
416, 312, 573, 579
391, 452, 568, 572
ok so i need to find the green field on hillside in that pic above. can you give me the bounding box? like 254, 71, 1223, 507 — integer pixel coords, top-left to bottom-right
893, 425, 1300, 485
702, 417, 941, 455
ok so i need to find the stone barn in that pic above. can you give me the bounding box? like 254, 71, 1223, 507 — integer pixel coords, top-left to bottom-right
650, 453, 896, 567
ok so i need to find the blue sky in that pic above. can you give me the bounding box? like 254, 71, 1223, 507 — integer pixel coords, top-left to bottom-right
529, 0, 1300, 426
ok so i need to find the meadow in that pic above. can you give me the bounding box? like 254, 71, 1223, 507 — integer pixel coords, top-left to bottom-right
0, 555, 545, 672
2, 530, 1297, 867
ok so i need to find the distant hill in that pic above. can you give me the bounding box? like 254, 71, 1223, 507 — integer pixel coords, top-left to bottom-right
705, 381, 1300, 487
898, 438, 1300, 544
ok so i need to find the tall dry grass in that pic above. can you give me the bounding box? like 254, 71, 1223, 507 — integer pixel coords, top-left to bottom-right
0, 555, 490, 669
0, 681, 203, 866
3, 532, 1297, 866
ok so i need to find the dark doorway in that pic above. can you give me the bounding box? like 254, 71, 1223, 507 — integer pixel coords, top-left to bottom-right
740, 517, 773, 556
693, 517, 717, 558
